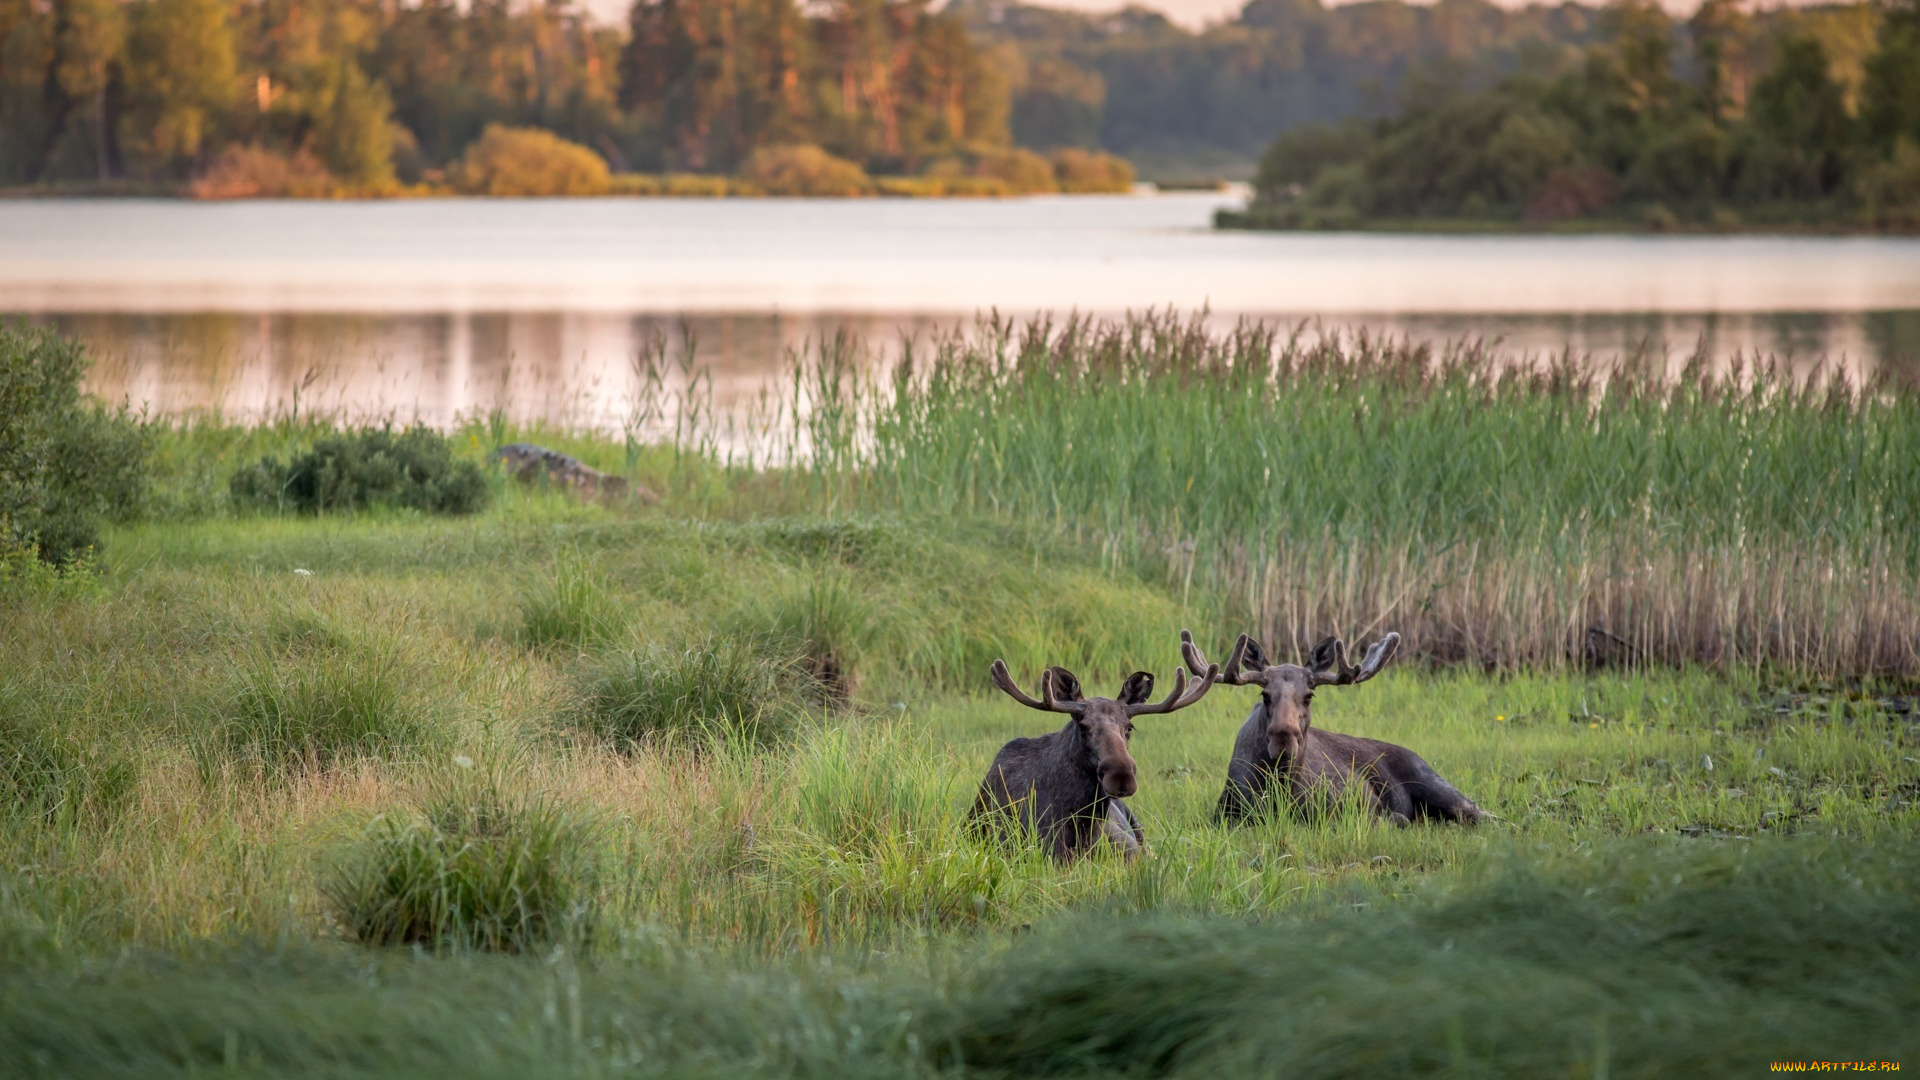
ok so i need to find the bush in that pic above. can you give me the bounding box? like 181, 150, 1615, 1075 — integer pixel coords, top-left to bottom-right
738, 145, 873, 197
1050, 148, 1135, 193
325, 767, 600, 952
574, 638, 806, 749
0, 326, 151, 564
449, 125, 611, 197
935, 148, 1058, 194
229, 425, 489, 515
1860, 138, 1920, 230
190, 145, 335, 199
219, 642, 428, 774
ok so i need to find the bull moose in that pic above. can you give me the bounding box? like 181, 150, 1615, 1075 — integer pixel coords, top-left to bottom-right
972, 655, 1219, 860
1180, 630, 1485, 826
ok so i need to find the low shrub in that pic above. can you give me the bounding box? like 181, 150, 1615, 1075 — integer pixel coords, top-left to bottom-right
450, 125, 612, 197
574, 637, 806, 749
190, 145, 335, 199
220, 642, 427, 774
325, 766, 601, 952
876, 175, 1010, 197
0, 325, 151, 564
1050, 148, 1135, 193
947, 148, 1058, 194
229, 425, 489, 515
739, 145, 873, 197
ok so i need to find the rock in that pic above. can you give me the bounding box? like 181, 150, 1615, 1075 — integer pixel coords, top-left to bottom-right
491, 443, 658, 505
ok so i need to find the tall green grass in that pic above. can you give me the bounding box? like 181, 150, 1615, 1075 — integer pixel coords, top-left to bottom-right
789, 314, 1920, 677
3, 834, 1913, 1077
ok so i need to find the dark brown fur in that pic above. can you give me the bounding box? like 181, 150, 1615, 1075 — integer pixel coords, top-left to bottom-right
1182, 631, 1485, 827
972, 656, 1217, 860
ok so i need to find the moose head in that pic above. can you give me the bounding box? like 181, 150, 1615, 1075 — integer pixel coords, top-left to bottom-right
1181, 629, 1400, 762
987, 658, 1219, 799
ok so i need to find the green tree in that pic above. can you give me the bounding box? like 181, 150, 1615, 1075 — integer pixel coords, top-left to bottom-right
52, 0, 125, 180
121, 0, 240, 176
0, 0, 58, 182
311, 58, 396, 188
1862, 1, 1920, 152
1740, 33, 1850, 198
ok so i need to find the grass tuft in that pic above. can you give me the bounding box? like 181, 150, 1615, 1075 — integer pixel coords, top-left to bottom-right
573, 637, 808, 749
218, 639, 427, 775
746, 568, 876, 705
518, 548, 626, 651
324, 763, 601, 952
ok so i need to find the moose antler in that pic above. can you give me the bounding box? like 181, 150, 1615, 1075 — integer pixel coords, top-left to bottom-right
989, 659, 1085, 715
1180, 629, 1260, 685
1125, 660, 1220, 717
1310, 632, 1402, 687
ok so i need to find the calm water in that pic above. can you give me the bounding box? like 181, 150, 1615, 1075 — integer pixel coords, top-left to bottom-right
5, 193, 1920, 434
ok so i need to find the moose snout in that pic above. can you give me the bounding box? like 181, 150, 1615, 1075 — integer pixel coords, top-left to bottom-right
1268, 731, 1303, 761
1100, 764, 1138, 798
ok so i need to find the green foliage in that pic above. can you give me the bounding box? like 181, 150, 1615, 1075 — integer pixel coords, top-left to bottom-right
311, 60, 397, 190
450, 124, 612, 197
803, 314, 1920, 676
519, 549, 626, 651
219, 640, 427, 775
118, 0, 237, 175
325, 766, 600, 952
229, 425, 489, 516
0, 325, 150, 565
0, 679, 135, 824
934, 837, 1920, 1077
573, 638, 807, 749
742, 568, 877, 704
1232, 0, 1918, 228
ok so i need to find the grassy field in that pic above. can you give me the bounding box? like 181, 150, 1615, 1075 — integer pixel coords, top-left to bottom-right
3, 320, 1917, 1076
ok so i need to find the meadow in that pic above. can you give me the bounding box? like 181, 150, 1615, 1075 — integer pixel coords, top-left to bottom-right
2, 318, 1916, 1076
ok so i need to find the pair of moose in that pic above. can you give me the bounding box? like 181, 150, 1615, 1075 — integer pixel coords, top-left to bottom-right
971, 629, 1486, 859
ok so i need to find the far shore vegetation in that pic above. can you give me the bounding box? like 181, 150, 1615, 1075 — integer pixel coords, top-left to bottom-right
1222, 0, 1920, 233
3, 318, 1916, 1074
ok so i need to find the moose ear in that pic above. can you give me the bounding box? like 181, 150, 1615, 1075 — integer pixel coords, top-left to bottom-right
1238, 635, 1271, 673
1047, 667, 1087, 703
1115, 670, 1155, 706
1307, 635, 1342, 673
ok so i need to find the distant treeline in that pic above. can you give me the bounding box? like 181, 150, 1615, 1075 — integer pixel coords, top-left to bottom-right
0, 0, 1129, 195
6, 0, 1907, 200
1223, 0, 1920, 231
958, 0, 1608, 175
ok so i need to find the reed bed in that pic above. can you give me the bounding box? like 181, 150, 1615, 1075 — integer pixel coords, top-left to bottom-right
787, 313, 1920, 679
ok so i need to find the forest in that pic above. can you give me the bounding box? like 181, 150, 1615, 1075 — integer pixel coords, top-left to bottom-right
0, 0, 1722, 194
0, 0, 1120, 194
1224, 0, 1920, 229
3, 0, 1915, 206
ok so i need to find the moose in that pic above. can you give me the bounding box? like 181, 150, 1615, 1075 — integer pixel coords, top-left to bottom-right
972, 654, 1219, 860
1180, 630, 1485, 826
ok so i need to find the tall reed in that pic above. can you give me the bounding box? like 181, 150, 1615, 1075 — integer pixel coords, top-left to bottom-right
792, 313, 1920, 677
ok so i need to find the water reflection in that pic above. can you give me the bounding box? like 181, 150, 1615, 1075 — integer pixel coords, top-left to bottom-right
21, 307, 1918, 445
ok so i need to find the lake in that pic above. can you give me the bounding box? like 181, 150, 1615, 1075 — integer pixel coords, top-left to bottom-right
5, 192, 1920, 437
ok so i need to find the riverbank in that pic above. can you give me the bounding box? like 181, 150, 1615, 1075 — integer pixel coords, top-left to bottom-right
4, 318, 1917, 1074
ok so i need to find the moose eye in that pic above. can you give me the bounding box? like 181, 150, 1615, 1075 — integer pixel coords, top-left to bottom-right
1303, 694, 1314, 705
1126, 723, 1135, 736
